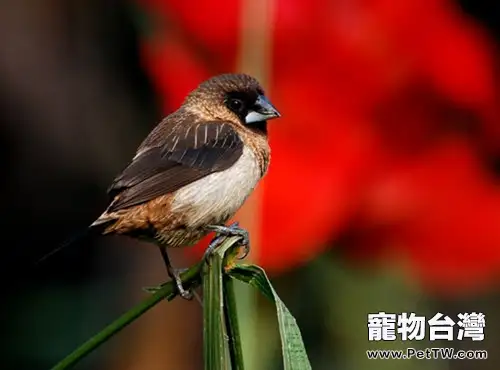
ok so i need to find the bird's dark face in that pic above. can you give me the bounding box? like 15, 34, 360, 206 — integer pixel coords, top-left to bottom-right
186, 74, 280, 131
224, 88, 280, 127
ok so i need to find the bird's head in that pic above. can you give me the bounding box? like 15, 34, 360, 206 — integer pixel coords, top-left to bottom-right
185, 73, 281, 132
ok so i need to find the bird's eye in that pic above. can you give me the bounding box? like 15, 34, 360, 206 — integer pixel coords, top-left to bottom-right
228, 98, 245, 113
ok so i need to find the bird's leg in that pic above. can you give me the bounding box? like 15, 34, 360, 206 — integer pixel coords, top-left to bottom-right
158, 247, 193, 300
205, 222, 250, 261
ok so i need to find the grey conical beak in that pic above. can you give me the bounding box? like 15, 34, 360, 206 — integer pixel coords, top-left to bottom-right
245, 95, 281, 124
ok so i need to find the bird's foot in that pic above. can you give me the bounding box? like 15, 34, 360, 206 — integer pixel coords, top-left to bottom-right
169, 268, 193, 300
142, 268, 189, 295
202, 235, 225, 265
204, 222, 250, 264
158, 247, 193, 300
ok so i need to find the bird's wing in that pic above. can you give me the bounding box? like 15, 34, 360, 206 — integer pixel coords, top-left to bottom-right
106, 121, 243, 212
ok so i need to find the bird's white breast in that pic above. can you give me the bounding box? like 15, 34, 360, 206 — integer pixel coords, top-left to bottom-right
170, 146, 263, 227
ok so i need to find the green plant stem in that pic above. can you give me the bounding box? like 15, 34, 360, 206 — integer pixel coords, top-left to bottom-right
51, 262, 203, 370
203, 239, 231, 370
203, 256, 224, 370
224, 276, 245, 370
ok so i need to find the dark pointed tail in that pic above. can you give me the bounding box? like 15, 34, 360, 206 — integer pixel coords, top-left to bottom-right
35, 219, 113, 265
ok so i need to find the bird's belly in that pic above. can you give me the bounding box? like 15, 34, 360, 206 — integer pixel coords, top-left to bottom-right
170, 146, 262, 228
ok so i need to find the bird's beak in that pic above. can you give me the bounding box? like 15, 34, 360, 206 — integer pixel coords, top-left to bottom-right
245, 95, 281, 124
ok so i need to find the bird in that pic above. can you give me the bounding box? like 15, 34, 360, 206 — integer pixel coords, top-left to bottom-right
80, 73, 279, 298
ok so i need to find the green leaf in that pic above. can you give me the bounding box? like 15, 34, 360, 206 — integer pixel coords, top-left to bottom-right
229, 265, 312, 370
203, 236, 242, 370
49, 233, 311, 370
202, 249, 226, 370
223, 276, 244, 370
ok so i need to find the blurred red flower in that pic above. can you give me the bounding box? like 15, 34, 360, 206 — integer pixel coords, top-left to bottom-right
136, 0, 500, 295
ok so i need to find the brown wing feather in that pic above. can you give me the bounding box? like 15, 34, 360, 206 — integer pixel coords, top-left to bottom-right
106, 121, 243, 212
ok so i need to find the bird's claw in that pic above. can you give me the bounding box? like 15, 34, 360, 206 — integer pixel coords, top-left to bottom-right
170, 268, 193, 300
202, 235, 224, 265
143, 267, 192, 300
238, 243, 250, 260
158, 247, 193, 300
204, 222, 250, 264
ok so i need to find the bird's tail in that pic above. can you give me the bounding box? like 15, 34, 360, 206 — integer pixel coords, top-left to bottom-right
35, 218, 115, 265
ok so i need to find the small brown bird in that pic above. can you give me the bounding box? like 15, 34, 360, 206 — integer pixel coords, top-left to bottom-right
89, 73, 279, 298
